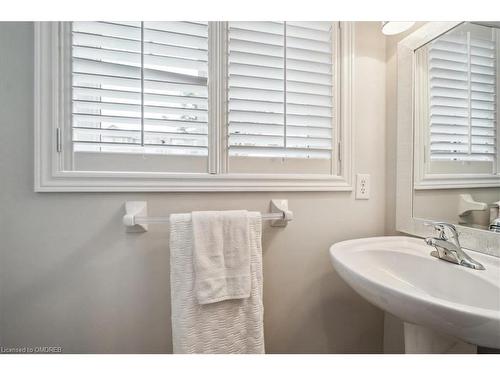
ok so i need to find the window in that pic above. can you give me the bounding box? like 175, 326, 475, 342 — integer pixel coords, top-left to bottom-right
34, 22, 353, 192
72, 22, 209, 155
227, 22, 336, 174
71, 21, 209, 173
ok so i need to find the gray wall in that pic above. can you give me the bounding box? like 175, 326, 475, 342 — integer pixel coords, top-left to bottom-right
0, 22, 387, 353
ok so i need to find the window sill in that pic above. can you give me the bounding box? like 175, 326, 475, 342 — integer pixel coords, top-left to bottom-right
35, 170, 353, 192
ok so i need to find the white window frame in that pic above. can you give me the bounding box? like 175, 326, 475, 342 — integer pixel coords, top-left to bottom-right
413, 24, 500, 190
34, 21, 354, 192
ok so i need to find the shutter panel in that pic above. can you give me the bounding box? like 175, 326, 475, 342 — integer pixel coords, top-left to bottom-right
286, 21, 333, 158
71, 21, 209, 155
470, 36, 496, 159
428, 31, 496, 162
228, 21, 285, 157
227, 21, 334, 159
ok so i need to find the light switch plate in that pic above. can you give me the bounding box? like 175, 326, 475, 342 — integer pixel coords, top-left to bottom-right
356, 173, 370, 200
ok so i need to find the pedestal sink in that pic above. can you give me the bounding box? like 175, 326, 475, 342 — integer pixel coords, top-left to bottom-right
329, 236, 500, 351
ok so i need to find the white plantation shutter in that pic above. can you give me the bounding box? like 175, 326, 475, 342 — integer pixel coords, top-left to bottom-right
227, 21, 335, 159
428, 31, 497, 162
71, 21, 209, 156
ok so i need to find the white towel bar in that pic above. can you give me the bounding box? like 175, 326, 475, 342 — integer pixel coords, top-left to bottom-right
123, 199, 293, 232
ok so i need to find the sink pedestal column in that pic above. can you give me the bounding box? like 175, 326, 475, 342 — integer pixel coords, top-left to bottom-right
403, 322, 476, 354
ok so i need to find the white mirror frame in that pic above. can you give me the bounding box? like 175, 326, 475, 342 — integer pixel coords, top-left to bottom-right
396, 21, 500, 257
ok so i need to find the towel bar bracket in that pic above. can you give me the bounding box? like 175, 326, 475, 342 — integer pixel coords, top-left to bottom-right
270, 199, 293, 227
122, 200, 293, 232
123, 201, 149, 233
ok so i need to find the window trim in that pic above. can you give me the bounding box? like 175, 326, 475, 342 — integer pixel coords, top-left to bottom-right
34, 21, 354, 192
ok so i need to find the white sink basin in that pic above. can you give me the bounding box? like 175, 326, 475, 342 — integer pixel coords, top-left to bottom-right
329, 236, 500, 349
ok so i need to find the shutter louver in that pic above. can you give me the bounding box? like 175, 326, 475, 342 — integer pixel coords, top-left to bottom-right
71, 21, 209, 155
429, 31, 497, 162
228, 21, 334, 159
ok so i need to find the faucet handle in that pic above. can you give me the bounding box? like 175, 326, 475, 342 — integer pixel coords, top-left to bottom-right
424, 221, 458, 240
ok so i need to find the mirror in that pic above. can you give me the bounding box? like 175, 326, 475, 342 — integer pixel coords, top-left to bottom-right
413, 22, 500, 232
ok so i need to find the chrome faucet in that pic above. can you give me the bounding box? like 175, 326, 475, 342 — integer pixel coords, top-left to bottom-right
424, 222, 485, 270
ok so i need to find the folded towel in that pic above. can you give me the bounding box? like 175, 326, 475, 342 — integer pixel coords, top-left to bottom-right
169, 212, 265, 354
192, 210, 251, 304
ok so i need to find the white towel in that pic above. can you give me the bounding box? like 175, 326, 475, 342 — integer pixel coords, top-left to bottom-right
169, 212, 265, 354
191, 210, 251, 304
